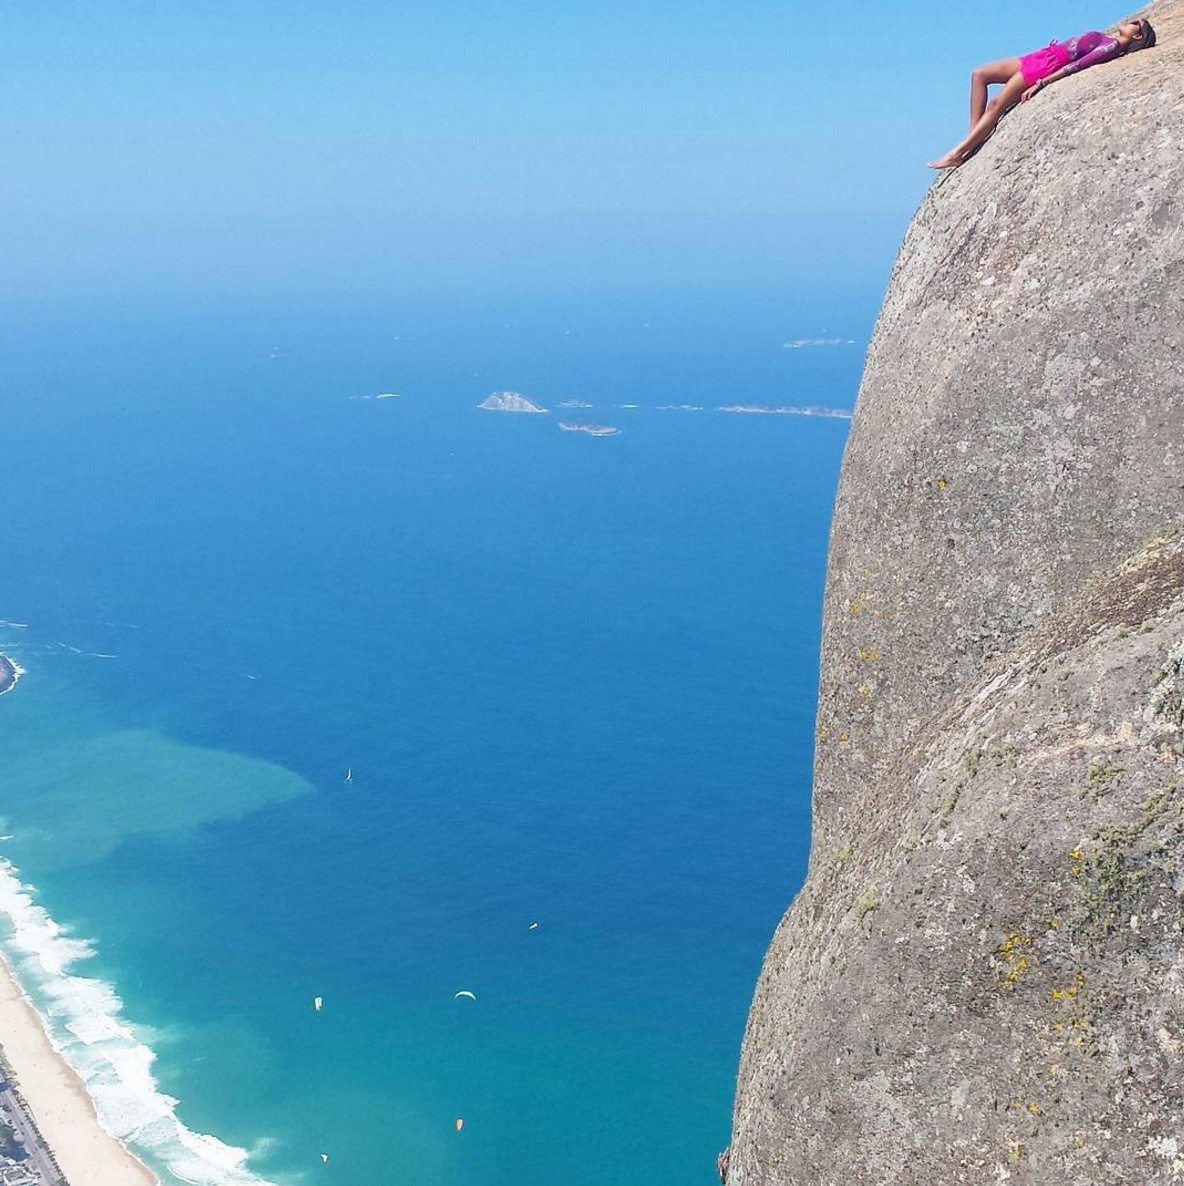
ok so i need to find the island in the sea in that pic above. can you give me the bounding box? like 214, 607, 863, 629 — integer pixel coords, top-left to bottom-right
478, 391, 548, 413
558, 421, 620, 437
718, 404, 854, 420
0, 654, 19, 696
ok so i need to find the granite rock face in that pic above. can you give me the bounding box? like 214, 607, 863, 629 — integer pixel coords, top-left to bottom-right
729, 6, 1184, 1183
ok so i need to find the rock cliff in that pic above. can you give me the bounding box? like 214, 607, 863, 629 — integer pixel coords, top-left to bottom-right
728, 5, 1184, 1182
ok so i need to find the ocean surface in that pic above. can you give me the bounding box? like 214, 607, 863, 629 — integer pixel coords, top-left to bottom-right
0, 290, 861, 1186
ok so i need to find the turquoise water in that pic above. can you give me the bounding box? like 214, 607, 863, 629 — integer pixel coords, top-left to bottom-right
0, 293, 857, 1185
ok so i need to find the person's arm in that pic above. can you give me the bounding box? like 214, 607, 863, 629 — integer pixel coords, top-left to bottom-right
1021, 68, 1068, 101
1061, 36, 1124, 76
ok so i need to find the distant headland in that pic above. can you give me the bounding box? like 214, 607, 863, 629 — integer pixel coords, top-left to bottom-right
558, 421, 620, 437
478, 391, 548, 413
0, 654, 21, 696
717, 404, 854, 420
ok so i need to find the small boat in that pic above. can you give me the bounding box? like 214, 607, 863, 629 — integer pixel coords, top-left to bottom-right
344, 768, 353, 784
313, 996, 323, 1012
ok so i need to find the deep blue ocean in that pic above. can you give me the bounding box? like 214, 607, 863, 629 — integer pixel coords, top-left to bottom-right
0, 290, 859, 1186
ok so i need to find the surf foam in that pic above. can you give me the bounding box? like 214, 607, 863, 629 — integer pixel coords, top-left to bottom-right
0, 859, 285, 1186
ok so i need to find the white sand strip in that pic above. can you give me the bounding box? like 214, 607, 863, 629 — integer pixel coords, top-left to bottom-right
0, 954, 158, 1186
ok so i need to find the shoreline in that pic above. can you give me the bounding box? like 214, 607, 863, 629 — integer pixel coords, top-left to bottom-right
0, 951, 158, 1186
0, 655, 21, 697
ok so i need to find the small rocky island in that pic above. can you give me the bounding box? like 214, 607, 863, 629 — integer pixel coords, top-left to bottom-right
558, 421, 620, 437
0, 654, 19, 696
478, 390, 548, 413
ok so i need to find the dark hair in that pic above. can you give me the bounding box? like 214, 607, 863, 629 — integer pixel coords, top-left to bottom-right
1133, 18, 1157, 50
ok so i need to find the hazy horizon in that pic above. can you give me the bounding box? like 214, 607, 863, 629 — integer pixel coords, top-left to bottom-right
3, 0, 1133, 307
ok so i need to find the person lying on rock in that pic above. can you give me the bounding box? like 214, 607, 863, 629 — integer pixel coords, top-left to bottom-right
928, 17, 1156, 169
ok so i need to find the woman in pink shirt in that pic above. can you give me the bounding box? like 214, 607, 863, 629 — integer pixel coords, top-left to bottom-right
928, 18, 1156, 169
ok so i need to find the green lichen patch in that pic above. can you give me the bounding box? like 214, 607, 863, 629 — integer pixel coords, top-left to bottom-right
939, 782, 963, 827
1146, 638, 1184, 755
1088, 758, 1125, 790
1065, 792, 1182, 944
856, 891, 880, 923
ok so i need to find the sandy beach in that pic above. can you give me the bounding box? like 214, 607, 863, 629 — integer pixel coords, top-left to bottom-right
0, 953, 158, 1186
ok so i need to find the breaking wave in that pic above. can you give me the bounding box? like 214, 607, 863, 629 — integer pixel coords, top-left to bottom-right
0, 860, 285, 1186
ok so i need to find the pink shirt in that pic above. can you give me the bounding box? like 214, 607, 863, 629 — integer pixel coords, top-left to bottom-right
1057, 31, 1123, 75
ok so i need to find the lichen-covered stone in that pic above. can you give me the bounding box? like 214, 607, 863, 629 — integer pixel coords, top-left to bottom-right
729, 5, 1184, 1182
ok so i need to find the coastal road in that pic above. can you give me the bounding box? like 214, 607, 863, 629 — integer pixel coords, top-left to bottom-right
0, 1077, 66, 1186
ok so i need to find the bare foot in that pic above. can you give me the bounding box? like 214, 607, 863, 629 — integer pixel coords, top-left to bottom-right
927, 150, 964, 169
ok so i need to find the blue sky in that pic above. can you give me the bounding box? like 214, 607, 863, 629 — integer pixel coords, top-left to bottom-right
1, 0, 1138, 307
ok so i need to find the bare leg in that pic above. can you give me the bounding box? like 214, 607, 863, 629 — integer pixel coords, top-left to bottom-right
969, 57, 1022, 127
930, 71, 1027, 169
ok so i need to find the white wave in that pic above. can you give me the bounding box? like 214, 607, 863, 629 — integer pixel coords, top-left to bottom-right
0, 860, 284, 1186
0, 620, 29, 629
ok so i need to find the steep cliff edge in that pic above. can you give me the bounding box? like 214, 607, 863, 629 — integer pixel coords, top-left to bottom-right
729, 6, 1184, 1183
